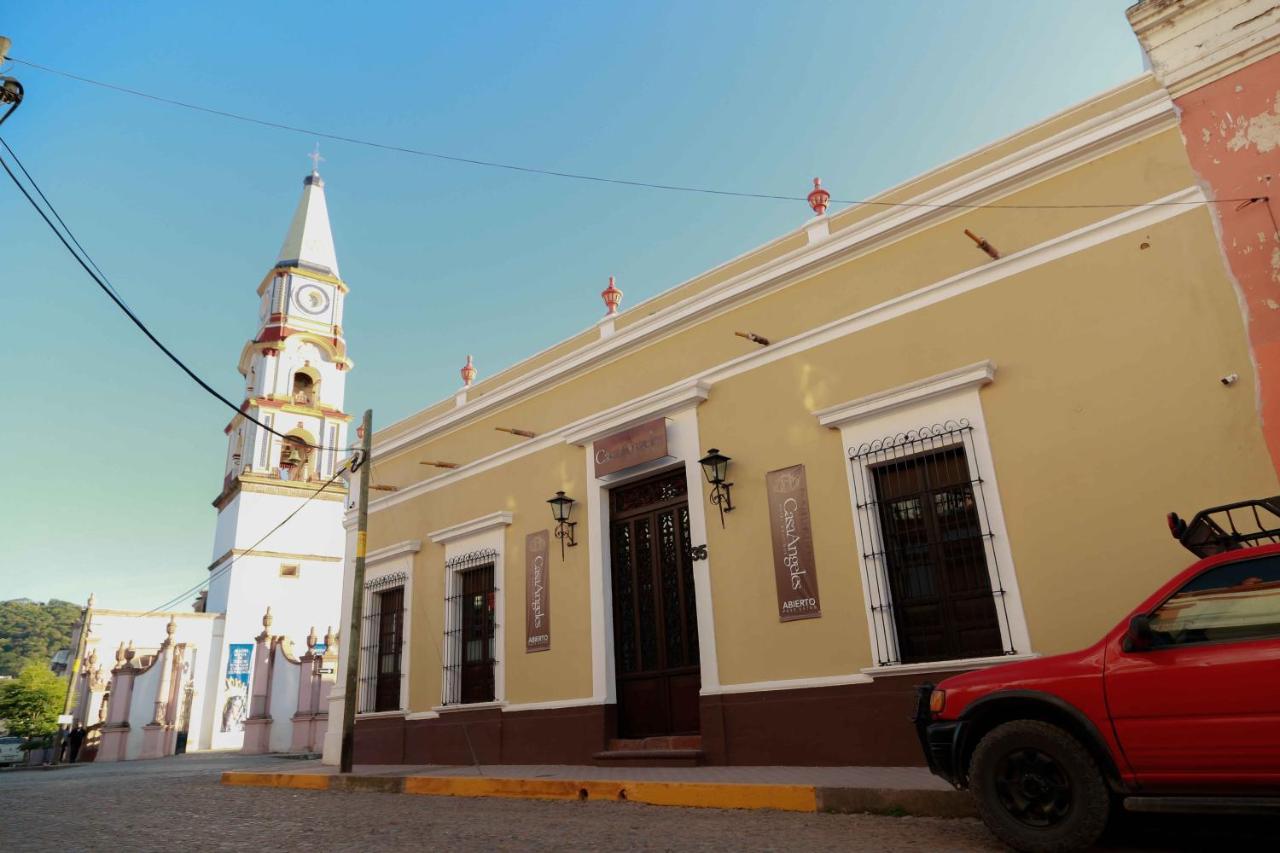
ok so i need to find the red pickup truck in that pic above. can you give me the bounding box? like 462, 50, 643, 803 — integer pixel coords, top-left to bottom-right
913, 498, 1280, 852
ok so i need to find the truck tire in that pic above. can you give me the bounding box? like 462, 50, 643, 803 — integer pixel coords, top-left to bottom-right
969, 720, 1110, 853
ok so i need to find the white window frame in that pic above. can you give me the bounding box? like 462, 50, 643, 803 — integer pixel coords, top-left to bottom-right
815, 361, 1033, 675
429, 512, 511, 709
356, 539, 419, 716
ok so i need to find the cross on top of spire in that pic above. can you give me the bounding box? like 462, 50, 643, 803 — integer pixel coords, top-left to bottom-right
307, 143, 324, 175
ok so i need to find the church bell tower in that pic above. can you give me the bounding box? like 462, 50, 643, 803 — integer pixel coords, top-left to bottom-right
202, 155, 353, 748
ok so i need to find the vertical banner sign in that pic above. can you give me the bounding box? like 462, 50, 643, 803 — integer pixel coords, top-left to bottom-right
766, 464, 822, 621
525, 530, 551, 652
221, 643, 253, 733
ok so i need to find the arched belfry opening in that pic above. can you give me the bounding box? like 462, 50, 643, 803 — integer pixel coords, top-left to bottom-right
278, 429, 317, 482
292, 367, 319, 406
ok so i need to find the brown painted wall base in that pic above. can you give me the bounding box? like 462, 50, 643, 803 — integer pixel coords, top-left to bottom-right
701, 673, 931, 766
353, 672, 939, 766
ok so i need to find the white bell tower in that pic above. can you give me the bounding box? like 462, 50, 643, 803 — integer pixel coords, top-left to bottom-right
201, 157, 353, 749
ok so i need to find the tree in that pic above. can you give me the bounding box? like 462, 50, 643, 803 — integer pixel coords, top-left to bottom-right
0, 598, 82, 677
0, 664, 65, 742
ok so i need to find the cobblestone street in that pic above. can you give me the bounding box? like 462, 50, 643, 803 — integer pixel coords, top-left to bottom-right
2, 754, 1274, 852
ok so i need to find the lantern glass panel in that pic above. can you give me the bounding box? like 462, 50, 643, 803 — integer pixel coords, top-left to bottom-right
548, 492, 573, 523
699, 450, 730, 485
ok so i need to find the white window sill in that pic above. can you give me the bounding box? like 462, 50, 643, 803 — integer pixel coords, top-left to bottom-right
354, 709, 406, 719
431, 700, 507, 714
861, 653, 1038, 678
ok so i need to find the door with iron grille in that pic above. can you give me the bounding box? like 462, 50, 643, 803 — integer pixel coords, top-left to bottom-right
609, 468, 700, 737
459, 565, 496, 703
374, 586, 404, 712
872, 445, 1003, 663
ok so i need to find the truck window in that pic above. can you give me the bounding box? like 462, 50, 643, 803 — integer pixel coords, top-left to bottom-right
1148, 554, 1280, 646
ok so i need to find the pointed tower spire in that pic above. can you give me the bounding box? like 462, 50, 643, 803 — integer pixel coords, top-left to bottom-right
276, 148, 340, 277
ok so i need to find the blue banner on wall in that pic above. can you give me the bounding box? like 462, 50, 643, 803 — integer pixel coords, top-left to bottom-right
226, 643, 253, 685
220, 643, 253, 733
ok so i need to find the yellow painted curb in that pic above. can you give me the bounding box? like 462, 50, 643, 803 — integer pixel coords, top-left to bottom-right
221, 771, 329, 790
627, 781, 816, 812
402, 776, 816, 812
221, 771, 818, 812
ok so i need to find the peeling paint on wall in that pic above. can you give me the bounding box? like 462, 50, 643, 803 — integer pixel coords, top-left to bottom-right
1172, 53, 1280, 474
1226, 92, 1280, 153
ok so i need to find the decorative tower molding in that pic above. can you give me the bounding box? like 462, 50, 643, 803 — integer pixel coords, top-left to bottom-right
461, 355, 477, 387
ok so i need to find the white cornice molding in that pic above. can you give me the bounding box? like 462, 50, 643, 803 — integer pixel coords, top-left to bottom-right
563, 380, 710, 446
428, 511, 513, 544
360, 186, 1205, 519
1128, 0, 1280, 97
365, 539, 421, 567
373, 85, 1176, 462
815, 362, 996, 429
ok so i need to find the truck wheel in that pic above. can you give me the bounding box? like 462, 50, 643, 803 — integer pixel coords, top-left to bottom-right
969, 720, 1109, 853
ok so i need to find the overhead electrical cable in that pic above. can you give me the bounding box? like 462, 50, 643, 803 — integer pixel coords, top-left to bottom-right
0, 137, 349, 453
10, 57, 1265, 212
0, 136, 125, 303
142, 463, 351, 615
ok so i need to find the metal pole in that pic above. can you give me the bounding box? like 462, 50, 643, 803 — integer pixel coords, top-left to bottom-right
339, 409, 372, 773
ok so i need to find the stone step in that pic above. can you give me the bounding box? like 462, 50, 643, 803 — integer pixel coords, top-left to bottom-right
591, 748, 704, 767
606, 735, 702, 752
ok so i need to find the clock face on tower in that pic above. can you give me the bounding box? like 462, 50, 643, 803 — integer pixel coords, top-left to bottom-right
293, 284, 330, 316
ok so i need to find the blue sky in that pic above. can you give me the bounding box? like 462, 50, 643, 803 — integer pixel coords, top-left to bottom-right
1, 1, 1142, 609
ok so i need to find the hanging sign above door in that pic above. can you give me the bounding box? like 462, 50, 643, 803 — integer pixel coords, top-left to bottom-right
593, 417, 668, 477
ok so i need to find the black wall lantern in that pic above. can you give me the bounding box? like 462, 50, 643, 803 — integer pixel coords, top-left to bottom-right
698, 448, 734, 528
547, 490, 578, 559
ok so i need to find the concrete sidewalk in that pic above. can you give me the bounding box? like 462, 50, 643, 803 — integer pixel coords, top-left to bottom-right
221, 761, 975, 817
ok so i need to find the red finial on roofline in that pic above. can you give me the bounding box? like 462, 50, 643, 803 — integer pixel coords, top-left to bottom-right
807, 177, 830, 216
601, 276, 623, 317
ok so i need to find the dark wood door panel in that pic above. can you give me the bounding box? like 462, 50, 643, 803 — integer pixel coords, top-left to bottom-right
609, 469, 701, 738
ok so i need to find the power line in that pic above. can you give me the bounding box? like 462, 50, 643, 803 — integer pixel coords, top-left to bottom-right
143, 463, 350, 615
0, 136, 125, 303
0, 136, 350, 453
10, 57, 1263, 212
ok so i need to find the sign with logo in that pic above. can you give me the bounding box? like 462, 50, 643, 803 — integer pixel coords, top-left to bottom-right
525, 530, 551, 652
766, 464, 822, 622
593, 418, 668, 477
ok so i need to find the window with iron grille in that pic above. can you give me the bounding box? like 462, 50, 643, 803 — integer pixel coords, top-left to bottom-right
358, 572, 406, 713
849, 420, 1016, 666
442, 549, 498, 705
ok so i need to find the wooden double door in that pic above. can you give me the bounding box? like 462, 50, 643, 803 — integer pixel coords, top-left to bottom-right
609, 469, 701, 738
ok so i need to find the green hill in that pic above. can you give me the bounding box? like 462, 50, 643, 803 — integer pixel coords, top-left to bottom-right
0, 599, 82, 677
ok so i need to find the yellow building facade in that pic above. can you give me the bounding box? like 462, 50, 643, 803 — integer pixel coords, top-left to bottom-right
332, 68, 1279, 767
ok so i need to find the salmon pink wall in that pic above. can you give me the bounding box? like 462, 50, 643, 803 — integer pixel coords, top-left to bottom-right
1173, 52, 1280, 474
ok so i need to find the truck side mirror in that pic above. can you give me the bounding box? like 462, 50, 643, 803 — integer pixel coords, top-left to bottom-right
1124, 614, 1154, 652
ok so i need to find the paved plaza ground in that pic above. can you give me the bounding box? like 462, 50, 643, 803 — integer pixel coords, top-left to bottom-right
1, 752, 1274, 852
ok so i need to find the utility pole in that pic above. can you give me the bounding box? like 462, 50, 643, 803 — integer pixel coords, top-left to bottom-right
51, 594, 93, 765
339, 409, 372, 773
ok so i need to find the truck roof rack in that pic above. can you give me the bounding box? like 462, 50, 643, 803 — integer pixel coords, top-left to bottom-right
1167, 496, 1280, 558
